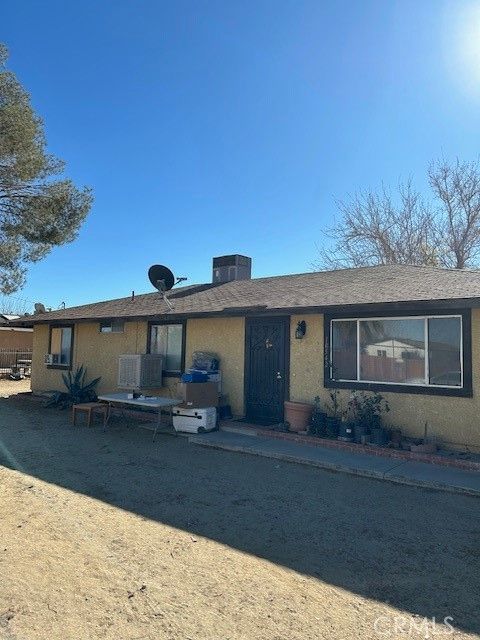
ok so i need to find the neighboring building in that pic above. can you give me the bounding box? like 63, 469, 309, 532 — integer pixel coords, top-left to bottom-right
0, 315, 33, 350
25, 256, 480, 452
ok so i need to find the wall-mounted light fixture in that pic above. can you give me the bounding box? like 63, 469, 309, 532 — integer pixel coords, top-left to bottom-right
295, 320, 307, 339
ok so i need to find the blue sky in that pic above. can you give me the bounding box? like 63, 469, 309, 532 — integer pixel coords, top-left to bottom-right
2, 0, 480, 310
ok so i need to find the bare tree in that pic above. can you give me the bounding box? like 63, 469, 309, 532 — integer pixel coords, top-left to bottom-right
316, 159, 480, 271
428, 159, 480, 269
0, 295, 29, 315
318, 181, 438, 270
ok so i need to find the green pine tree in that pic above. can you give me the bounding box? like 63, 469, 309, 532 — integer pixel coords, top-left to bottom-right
0, 43, 93, 293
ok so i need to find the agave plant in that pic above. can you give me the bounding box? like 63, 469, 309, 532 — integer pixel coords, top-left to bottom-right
45, 365, 101, 409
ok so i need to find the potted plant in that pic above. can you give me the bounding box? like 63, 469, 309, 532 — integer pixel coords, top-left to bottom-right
353, 391, 390, 445
343, 393, 362, 442
388, 427, 403, 448
325, 389, 342, 438
309, 396, 327, 436
284, 399, 313, 432
342, 391, 390, 444
45, 365, 101, 409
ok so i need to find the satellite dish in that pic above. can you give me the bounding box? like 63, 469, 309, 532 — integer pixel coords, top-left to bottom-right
148, 265, 175, 293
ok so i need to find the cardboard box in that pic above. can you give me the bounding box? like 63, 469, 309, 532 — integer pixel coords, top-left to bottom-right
186, 368, 222, 392
176, 382, 219, 408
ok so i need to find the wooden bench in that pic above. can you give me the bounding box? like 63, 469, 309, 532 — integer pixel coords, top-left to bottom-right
72, 402, 109, 427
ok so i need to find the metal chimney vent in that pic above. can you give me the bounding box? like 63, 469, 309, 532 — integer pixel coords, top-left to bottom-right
212, 255, 252, 283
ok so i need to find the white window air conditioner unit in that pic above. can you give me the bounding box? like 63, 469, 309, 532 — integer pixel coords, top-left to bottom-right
118, 354, 163, 389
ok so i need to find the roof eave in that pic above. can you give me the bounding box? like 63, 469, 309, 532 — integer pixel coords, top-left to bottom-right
27, 296, 480, 325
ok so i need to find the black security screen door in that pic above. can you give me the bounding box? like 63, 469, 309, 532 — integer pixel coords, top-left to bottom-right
245, 317, 289, 424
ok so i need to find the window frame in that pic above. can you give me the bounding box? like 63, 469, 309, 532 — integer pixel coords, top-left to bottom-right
324, 309, 472, 397
47, 324, 74, 370
146, 320, 186, 377
99, 319, 125, 334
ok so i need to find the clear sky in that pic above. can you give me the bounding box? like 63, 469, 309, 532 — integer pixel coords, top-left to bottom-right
2, 0, 480, 310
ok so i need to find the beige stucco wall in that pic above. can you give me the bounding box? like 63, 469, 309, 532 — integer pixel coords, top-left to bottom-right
32, 316, 246, 414
0, 328, 33, 350
289, 314, 324, 404
32, 324, 61, 391
31, 321, 175, 396
185, 317, 245, 415
31, 310, 480, 450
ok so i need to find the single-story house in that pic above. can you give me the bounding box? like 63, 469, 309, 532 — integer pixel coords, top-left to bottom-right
27, 255, 480, 452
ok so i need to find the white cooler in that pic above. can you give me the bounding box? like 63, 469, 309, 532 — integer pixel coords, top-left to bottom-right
172, 406, 217, 434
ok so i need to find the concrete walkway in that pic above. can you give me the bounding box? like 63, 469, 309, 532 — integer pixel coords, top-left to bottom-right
189, 430, 480, 496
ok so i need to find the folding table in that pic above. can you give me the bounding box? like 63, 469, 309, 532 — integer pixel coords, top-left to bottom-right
97, 392, 179, 441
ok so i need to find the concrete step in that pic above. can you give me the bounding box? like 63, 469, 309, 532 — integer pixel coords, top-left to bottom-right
220, 422, 260, 436
189, 430, 480, 497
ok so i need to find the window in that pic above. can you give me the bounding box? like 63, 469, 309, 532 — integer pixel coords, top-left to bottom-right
148, 322, 184, 375
331, 319, 357, 381
329, 315, 464, 390
49, 326, 73, 367
360, 318, 426, 385
99, 319, 125, 333
428, 317, 462, 386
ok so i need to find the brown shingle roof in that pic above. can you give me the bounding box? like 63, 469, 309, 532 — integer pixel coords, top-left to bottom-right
29, 264, 480, 323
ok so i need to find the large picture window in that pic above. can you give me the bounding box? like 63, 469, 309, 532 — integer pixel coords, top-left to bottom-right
148, 322, 185, 375
330, 315, 463, 389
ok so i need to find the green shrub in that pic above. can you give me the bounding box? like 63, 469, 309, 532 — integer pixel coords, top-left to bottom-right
45, 365, 101, 409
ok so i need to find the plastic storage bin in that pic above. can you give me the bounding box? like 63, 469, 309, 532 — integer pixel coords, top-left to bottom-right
172, 406, 217, 434
181, 371, 208, 383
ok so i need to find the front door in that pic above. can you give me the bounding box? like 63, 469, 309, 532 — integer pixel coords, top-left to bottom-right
245, 317, 289, 424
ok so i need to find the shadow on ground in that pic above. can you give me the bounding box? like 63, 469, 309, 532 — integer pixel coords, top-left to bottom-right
1, 397, 479, 635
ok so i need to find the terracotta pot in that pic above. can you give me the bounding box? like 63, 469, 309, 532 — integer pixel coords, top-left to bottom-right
284, 401, 313, 432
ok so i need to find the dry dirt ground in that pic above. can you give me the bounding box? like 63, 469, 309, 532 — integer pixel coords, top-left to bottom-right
0, 378, 31, 398
0, 383, 479, 640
